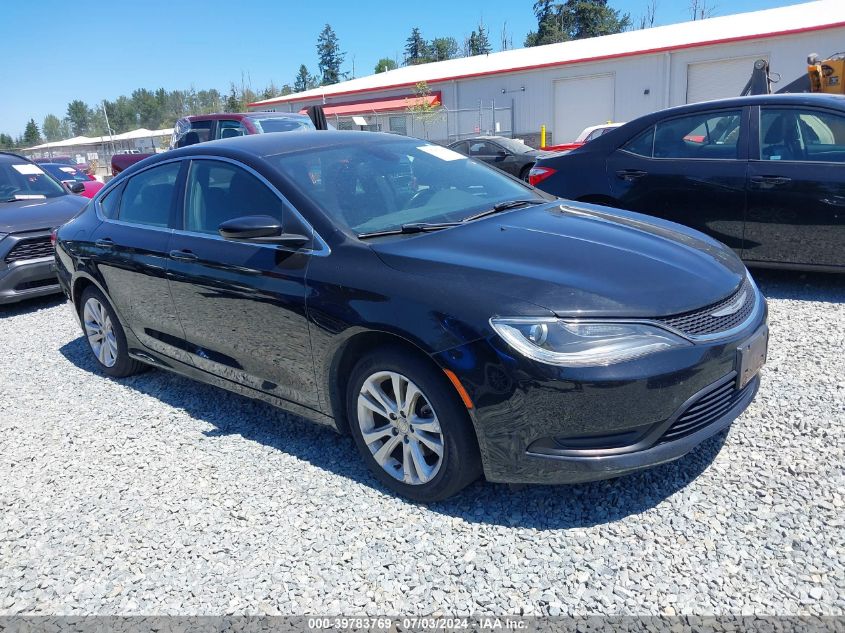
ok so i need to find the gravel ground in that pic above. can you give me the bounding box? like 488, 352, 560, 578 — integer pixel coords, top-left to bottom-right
0, 269, 842, 617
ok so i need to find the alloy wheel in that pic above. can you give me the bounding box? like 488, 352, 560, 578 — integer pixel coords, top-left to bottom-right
83, 297, 118, 368
357, 370, 444, 485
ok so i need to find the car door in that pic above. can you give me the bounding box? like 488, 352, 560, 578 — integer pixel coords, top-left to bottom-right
606, 107, 749, 253
744, 105, 845, 267
88, 160, 193, 363
166, 158, 320, 407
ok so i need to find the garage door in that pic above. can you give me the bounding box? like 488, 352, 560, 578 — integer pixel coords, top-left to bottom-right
553, 74, 614, 145
687, 55, 767, 104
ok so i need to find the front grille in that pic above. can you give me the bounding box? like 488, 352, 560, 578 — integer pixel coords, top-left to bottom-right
658, 376, 754, 444
657, 277, 755, 337
4, 237, 53, 264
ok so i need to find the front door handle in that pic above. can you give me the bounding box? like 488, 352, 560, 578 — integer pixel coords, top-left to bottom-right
169, 249, 198, 262
95, 238, 114, 248
750, 175, 792, 186
616, 169, 648, 181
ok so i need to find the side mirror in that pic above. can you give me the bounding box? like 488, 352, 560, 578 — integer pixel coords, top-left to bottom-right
496, 149, 509, 158
218, 215, 309, 247
68, 181, 86, 194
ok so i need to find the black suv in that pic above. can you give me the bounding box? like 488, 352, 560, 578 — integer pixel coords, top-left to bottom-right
0, 152, 87, 304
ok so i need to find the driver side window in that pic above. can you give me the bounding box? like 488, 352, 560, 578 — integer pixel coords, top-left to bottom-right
184, 160, 286, 235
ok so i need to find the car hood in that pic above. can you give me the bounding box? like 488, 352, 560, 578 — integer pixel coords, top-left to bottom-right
371, 203, 747, 318
0, 195, 88, 234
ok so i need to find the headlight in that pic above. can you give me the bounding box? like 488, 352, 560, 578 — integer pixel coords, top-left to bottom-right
490, 317, 690, 366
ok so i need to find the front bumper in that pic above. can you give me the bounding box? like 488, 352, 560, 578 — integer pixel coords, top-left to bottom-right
0, 257, 62, 305
434, 311, 767, 485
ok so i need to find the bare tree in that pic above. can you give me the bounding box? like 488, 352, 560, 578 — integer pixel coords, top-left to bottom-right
638, 0, 658, 30
500, 21, 513, 51
689, 0, 717, 20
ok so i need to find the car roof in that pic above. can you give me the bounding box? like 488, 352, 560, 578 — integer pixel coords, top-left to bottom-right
184, 111, 311, 122
0, 151, 30, 163
163, 130, 425, 160
648, 93, 845, 119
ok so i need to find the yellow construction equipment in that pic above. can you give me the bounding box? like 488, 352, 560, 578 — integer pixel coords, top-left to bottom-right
808, 53, 845, 94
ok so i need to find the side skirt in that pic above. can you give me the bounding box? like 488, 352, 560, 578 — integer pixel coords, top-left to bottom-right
127, 348, 340, 432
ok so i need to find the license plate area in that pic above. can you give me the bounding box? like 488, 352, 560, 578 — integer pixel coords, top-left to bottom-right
737, 325, 768, 389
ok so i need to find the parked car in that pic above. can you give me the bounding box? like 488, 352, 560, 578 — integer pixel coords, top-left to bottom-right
111, 112, 317, 176
447, 136, 551, 181
530, 94, 845, 271
0, 152, 87, 304
543, 122, 626, 152
39, 163, 104, 199
55, 131, 767, 501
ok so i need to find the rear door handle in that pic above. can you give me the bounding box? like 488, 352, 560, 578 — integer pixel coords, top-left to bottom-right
750, 175, 792, 186
616, 169, 648, 181
169, 249, 198, 262
95, 238, 114, 248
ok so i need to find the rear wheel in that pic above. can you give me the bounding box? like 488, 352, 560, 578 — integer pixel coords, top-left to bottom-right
79, 286, 146, 378
346, 347, 481, 502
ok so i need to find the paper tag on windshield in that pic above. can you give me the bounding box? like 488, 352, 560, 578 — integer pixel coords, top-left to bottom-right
60, 167, 76, 174
417, 145, 466, 161
14, 194, 46, 200
12, 164, 44, 175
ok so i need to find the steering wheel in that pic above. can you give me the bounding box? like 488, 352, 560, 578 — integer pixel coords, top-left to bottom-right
406, 187, 436, 209
0, 185, 17, 198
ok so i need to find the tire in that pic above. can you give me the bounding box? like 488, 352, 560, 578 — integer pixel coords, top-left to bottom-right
519, 165, 532, 182
78, 286, 146, 378
346, 347, 482, 502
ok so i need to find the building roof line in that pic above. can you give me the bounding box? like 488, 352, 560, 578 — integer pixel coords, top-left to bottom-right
248, 19, 845, 109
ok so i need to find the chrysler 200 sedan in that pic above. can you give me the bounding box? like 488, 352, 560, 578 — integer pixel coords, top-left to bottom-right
55, 131, 768, 501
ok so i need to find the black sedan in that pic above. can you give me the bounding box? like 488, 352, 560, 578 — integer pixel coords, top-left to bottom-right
530, 93, 845, 272
55, 131, 767, 501
0, 152, 87, 304
448, 136, 549, 181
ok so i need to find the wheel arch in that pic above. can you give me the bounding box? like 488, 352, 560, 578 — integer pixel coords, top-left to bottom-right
327, 329, 468, 436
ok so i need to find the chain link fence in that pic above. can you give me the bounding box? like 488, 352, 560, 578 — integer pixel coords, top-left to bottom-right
329, 101, 514, 145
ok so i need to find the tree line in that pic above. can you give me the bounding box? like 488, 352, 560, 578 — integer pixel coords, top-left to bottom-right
5, 1, 704, 149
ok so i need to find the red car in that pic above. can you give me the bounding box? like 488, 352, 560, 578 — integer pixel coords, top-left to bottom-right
39, 163, 104, 199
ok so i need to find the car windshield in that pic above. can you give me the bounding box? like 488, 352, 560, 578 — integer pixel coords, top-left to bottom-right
272, 139, 539, 235
42, 164, 88, 183
0, 160, 67, 201
250, 116, 314, 133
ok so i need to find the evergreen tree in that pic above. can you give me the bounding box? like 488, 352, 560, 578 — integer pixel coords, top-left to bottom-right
474, 21, 492, 54
0, 133, 15, 149
317, 24, 345, 85
23, 119, 41, 146
525, 0, 630, 47
404, 27, 429, 65
294, 64, 315, 92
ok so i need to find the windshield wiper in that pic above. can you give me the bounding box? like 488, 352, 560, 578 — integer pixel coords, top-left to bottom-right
462, 198, 545, 223
357, 222, 462, 239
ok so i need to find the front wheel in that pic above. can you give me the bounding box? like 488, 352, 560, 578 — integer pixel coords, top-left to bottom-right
346, 348, 481, 502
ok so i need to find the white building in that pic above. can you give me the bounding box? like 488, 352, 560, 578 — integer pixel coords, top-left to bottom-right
248, 0, 845, 146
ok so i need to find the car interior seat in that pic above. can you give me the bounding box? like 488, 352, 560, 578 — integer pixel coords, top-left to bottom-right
220, 128, 242, 139
654, 127, 688, 159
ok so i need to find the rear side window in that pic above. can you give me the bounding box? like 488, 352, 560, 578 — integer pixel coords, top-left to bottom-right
216, 120, 247, 140
118, 162, 181, 227
760, 107, 845, 163
99, 182, 125, 219
622, 126, 655, 157
653, 110, 742, 160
